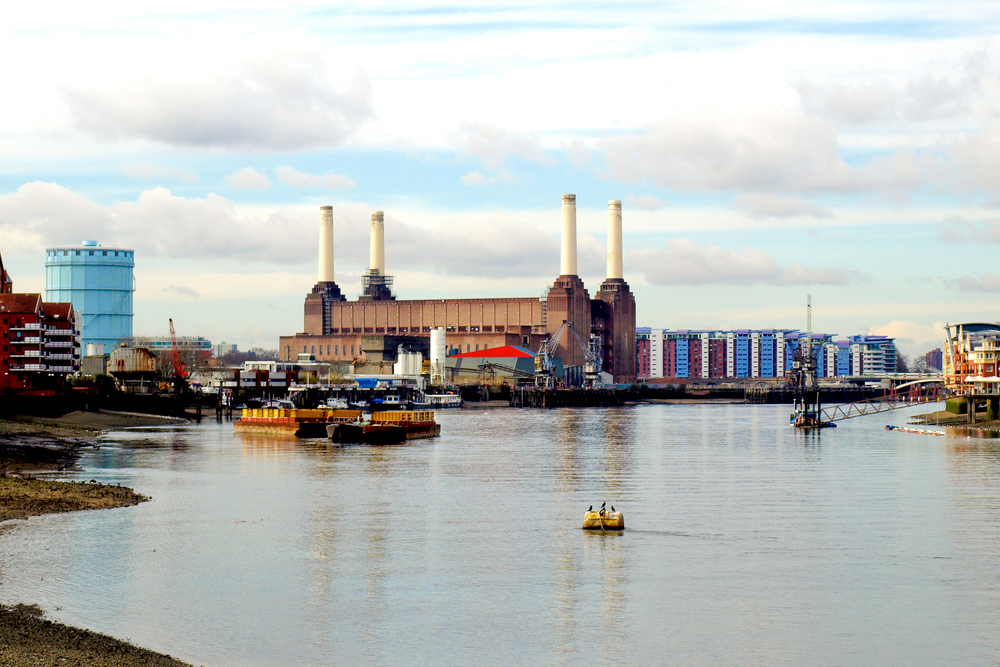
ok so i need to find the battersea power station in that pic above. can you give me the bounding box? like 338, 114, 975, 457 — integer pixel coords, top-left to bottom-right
279, 195, 636, 384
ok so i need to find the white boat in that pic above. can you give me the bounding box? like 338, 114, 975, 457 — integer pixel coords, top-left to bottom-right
419, 394, 464, 409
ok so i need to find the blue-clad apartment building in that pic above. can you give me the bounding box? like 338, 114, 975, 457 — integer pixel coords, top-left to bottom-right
637, 328, 898, 380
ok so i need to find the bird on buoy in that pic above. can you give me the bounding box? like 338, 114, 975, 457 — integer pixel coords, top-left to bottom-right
599, 501, 606, 516
611, 505, 615, 512
600, 501, 606, 510
588, 505, 593, 512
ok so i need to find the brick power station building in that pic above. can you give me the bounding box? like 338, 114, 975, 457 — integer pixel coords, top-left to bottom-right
280, 196, 636, 384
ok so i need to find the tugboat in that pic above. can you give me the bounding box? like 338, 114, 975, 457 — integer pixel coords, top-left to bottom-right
328, 410, 440, 445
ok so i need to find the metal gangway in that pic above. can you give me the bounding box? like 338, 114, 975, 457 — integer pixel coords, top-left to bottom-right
819, 381, 942, 423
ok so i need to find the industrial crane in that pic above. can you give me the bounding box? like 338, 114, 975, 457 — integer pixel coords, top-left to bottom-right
169, 318, 188, 382
534, 321, 603, 388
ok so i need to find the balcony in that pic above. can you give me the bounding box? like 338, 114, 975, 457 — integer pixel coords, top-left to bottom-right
11, 364, 46, 372
11, 350, 44, 358
46, 353, 76, 361
46, 328, 77, 337
47, 365, 77, 373
10, 337, 42, 345
10, 323, 44, 331
45, 340, 75, 348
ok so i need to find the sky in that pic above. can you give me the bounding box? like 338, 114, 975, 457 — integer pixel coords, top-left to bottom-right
2, 1, 1000, 357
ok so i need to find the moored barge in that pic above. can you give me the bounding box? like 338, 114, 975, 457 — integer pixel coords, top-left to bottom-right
328, 410, 440, 444
235, 407, 363, 438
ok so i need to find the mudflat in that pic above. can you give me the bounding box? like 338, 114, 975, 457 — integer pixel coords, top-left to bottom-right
0, 604, 193, 667
0, 411, 199, 666
0, 477, 147, 523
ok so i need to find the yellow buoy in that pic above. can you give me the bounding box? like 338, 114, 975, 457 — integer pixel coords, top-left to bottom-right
582, 511, 624, 530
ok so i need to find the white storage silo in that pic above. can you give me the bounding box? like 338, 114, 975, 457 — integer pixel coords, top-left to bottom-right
430, 327, 446, 383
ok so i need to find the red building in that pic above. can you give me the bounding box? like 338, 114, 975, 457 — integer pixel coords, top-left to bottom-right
0, 293, 80, 393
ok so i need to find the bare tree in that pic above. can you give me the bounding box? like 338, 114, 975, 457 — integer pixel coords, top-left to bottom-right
895, 351, 910, 373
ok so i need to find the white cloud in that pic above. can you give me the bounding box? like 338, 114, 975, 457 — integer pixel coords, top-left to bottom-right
63, 48, 373, 150
163, 285, 200, 298
453, 121, 552, 170
626, 239, 864, 286
122, 161, 199, 183
796, 49, 988, 125
224, 167, 272, 191
942, 273, 1000, 292
868, 320, 948, 357
461, 171, 495, 186
955, 120, 1000, 193
625, 195, 668, 211
0, 183, 578, 281
276, 166, 355, 191
936, 215, 1000, 243
735, 193, 833, 219
600, 110, 928, 195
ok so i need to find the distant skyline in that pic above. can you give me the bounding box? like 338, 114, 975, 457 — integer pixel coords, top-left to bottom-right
3, 1, 1000, 356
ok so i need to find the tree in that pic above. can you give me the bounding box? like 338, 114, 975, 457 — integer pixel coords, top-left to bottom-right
895, 352, 909, 373
912, 356, 928, 373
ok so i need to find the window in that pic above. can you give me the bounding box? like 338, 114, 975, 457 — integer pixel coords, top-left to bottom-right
327, 345, 330, 355
351, 345, 355, 355
102, 251, 107, 256
467, 345, 471, 352
75, 251, 80, 256
335, 345, 339, 355
303, 346, 307, 353
311, 346, 315, 354
475, 344, 479, 351
89, 251, 94, 256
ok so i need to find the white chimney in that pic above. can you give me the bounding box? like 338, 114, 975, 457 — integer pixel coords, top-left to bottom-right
560, 194, 577, 276
370, 211, 385, 275
319, 206, 335, 283
607, 200, 623, 280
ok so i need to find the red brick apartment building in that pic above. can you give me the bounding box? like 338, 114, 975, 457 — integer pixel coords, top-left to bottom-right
0, 290, 81, 393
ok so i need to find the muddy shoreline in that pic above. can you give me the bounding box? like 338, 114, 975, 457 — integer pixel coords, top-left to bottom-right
0, 603, 193, 666
910, 409, 1000, 431
0, 411, 197, 666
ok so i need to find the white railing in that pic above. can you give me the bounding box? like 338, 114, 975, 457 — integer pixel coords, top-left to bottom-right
45, 340, 74, 348
11, 337, 42, 344
13, 364, 46, 371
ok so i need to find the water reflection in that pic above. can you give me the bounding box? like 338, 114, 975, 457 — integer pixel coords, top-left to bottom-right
2, 406, 1000, 666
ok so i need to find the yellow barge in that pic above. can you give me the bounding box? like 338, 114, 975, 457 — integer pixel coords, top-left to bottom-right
328, 410, 440, 444
234, 407, 363, 438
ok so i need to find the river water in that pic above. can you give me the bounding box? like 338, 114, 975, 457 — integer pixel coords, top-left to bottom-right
2, 403, 999, 666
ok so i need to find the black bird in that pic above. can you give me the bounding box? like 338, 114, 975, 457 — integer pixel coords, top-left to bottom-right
588, 505, 593, 512
611, 505, 615, 512
600, 501, 606, 510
